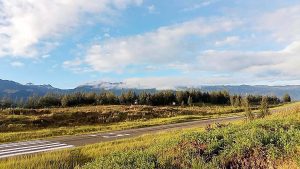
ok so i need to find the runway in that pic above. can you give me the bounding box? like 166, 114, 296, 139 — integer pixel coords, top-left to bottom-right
0, 115, 242, 159
0, 140, 74, 159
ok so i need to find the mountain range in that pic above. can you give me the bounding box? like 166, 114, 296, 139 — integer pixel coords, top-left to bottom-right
1, 79, 300, 100
0, 79, 155, 100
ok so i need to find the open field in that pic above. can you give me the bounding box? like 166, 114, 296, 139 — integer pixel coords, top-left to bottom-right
0, 105, 246, 143
0, 103, 298, 169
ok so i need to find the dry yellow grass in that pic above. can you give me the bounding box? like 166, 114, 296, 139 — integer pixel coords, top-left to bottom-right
0, 105, 244, 143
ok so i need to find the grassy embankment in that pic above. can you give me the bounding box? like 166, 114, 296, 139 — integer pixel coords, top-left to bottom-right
0, 103, 299, 169
0, 105, 245, 143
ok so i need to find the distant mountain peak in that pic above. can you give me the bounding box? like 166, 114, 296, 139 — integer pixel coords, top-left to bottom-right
38, 84, 55, 89
26, 83, 34, 86
25, 83, 55, 89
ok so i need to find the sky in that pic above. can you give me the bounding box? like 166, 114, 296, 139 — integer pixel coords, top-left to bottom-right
0, 0, 300, 89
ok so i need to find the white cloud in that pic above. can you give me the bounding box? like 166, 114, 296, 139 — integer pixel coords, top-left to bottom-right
215, 36, 240, 46
123, 41, 300, 89
63, 57, 92, 73
147, 5, 156, 13
182, 0, 216, 12
124, 77, 204, 89
103, 33, 111, 38
10, 61, 24, 67
257, 5, 300, 42
60, 4, 300, 87
91, 39, 300, 89
198, 40, 300, 79
41, 54, 50, 59
69, 17, 240, 72
123, 75, 257, 89
0, 0, 143, 58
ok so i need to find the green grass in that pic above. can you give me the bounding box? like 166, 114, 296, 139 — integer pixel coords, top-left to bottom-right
0, 103, 298, 169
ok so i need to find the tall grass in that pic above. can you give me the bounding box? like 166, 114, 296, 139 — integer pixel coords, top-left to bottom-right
81, 103, 300, 169
0, 105, 244, 143
0, 105, 243, 131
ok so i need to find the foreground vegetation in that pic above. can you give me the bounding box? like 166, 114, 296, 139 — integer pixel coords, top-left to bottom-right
0, 103, 299, 169
83, 104, 300, 169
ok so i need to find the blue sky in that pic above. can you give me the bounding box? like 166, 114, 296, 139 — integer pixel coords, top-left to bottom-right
0, 0, 300, 89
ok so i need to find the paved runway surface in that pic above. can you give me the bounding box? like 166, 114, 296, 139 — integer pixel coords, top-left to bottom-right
0, 104, 296, 159
49, 115, 243, 146
0, 140, 74, 159
0, 116, 242, 159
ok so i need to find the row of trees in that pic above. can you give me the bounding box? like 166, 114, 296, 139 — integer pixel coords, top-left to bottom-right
229, 94, 281, 107
0, 90, 290, 109
243, 93, 294, 121
243, 96, 271, 121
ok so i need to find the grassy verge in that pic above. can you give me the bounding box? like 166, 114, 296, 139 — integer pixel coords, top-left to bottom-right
81, 103, 300, 169
0, 126, 207, 169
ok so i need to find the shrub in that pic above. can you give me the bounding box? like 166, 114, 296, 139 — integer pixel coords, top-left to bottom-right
283, 93, 292, 103
258, 97, 270, 118
243, 97, 254, 121
83, 150, 158, 169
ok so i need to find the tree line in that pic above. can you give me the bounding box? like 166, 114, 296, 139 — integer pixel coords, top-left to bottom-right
0, 90, 290, 109
229, 94, 281, 107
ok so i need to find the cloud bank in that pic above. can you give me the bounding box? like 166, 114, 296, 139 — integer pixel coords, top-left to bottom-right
65, 17, 240, 72
0, 0, 142, 58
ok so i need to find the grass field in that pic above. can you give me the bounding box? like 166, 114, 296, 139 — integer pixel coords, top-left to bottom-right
0, 103, 298, 169
0, 105, 245, 143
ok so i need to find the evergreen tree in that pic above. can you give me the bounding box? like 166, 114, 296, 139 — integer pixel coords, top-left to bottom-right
106, 92, 118, 104
176, 91, 184, 105
187, 96, 193, 106
234, 96, 241, 107
138, 91, 148, 105
119, 92, 127, 104
0, 97, 13, 109
39, 93, 61, 108
283, 93, 291, 103
230, 95, 235, 107
181, 101, 185, 106
25, 95, 40, 108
